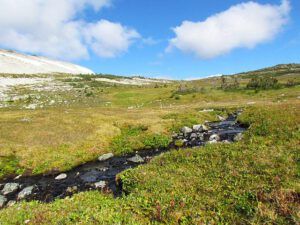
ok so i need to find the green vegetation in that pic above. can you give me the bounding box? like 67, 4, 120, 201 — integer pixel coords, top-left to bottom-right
0, 64, 299, 224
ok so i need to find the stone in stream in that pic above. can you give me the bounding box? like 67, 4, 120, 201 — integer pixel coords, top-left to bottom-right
0, 195, 7, 208
127, 154, 144, 163
80, 170, 100, 183
55, 173, 67, 180
209, 134, 220, 142
1, 183, 20, 195
192, 124, 208, 132
17, 186, 35, 200
181, 126, 193, 136
94, 181, 106, 189
190, 133, 197, 139
98, 153, 114, 162
217, 115, 226, 121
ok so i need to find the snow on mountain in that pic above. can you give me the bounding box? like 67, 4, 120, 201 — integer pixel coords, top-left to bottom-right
0, 50, 94, 75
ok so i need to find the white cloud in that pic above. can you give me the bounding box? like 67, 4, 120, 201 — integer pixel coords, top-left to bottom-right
0, 0, 139, 60
84, 20, 140, 58
168, 0, 291, 59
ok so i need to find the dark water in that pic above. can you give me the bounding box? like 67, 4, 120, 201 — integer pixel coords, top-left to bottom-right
0, 112, 247, 207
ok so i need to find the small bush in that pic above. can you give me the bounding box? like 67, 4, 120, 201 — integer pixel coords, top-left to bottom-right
246, 77, 280, 90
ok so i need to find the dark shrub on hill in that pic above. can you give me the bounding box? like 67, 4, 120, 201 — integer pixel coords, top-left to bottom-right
246, 77, 280, 90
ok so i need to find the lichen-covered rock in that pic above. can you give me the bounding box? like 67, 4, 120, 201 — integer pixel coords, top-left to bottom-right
1, 183, 20, 195
98, 153, 114, 162
127, 154, 144, 163
18, 186, 35, 200
181, 126, 193, 136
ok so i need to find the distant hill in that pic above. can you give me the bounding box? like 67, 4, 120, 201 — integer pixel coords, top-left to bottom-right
234, 63, 300, 78
0, 49, 94, 75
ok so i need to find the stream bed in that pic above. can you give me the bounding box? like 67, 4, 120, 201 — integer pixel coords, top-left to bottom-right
0, 111, 247, 208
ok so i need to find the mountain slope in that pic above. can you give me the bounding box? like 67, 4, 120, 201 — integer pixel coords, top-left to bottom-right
0, 50, 94, 75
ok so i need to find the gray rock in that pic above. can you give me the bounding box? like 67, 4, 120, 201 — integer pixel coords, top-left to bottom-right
209, 134, 220, 142
80, 170, 100, 183
0, 195, 7, 208
127, 154, 144, 163
98, 153, 114, 162
17, 186, 35, 200
234, 133, 243, 142
2, 183, 20, 195
55, 173, 67, 180
192, 124, 207, 132
181, 126, 193, 135
190, 133, 197, 139
94, 181, 106, 189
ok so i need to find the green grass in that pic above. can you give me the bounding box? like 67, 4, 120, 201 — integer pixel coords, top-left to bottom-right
0, 103, 299, 224
0, 69, 299, 224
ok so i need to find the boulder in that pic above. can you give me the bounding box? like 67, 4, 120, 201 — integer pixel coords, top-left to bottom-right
17, 186, 35, 200
98, 153, 114, 162
181, 126, 193, 136
94, 181, 106, 189
209, 134, 220, 142
1, 183, 20, 195
127, 154, 144, 163
0, 195, 7, 208
55, 173, 67, 180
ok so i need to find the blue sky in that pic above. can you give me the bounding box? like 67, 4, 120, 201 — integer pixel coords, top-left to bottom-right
0, 0, 299, 79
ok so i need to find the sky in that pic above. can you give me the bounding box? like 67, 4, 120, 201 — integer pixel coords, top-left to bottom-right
0, 0, 299, 79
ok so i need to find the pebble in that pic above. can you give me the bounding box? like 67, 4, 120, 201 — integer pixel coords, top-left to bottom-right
55, 173, 67, 180
18, 186, 35, 200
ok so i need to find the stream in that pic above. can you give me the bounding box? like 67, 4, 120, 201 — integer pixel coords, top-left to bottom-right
0, 111, 247, 208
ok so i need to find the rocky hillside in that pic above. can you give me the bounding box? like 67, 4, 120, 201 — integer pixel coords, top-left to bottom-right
0, 50, 94, 75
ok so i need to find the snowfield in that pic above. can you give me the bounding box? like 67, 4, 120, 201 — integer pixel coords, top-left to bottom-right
0, 50, 94, 75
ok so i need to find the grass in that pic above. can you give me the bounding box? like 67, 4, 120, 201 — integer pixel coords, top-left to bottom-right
0, 68, 299, 224
0, 103, 299, 224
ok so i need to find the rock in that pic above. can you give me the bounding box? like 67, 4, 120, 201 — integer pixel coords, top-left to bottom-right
17, 186, 35, 200
234, 133, 243, 142
66, 186, 78, 194
2, 183, 20, 195
0, 195, 7, 208
94, 181, 106, 189
14, 175, 22, 180
55, 173, 67, 180
209, 134, 220, 142
190, 133, 197, 139
98, 153, 114, 162
127, 154, 144, 163
80, 170, 100, 183
208, 140, 218, 144
217, 115, 226, 121
192, 125, 202, 132
6, 200, 16, 207
181, 126, 193, 136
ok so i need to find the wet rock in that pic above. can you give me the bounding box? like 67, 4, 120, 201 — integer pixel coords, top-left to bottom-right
209, 134, 220, 142
80, 170, 100, 183
0, 195, 7, 208
127, 154, 144, 163
14, 175, 22, 180
98, 153, 114, 162
234, 133, 243, 142
55, 173, 67, 180
181, 126, 193, 136
94, 181, 106, 189
2, 183, 20, 195
18, 186, 35, 200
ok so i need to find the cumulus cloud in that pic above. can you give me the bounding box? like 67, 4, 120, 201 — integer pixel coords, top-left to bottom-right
168, 0, 291, 59
0, 0, 139, 60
